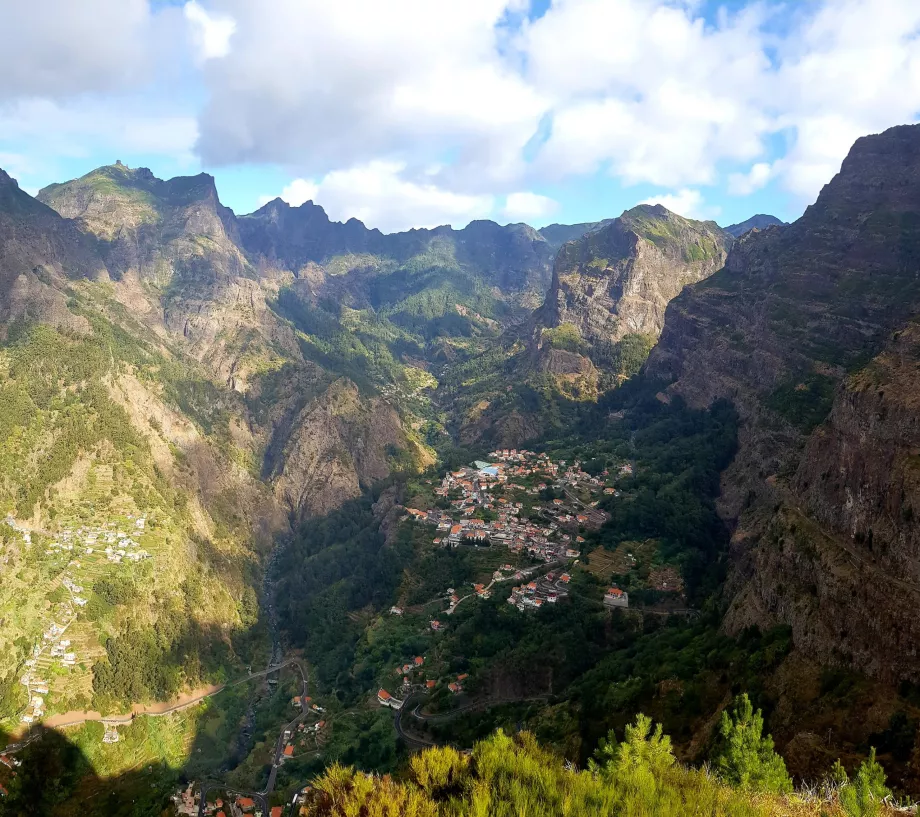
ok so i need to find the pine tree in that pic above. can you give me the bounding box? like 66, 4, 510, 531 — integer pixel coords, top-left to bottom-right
711, 693, 793, 794
839, 748, 890, 817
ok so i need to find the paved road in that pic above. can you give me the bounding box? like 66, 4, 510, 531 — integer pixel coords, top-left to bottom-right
393, 691, 550, 751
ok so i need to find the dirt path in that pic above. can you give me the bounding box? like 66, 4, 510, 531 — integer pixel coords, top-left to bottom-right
38, 684, 225, 729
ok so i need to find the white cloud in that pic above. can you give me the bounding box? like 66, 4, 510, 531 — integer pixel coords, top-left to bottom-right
195, 0, 545, 190
263, 161, 494, 232
184, 1, 236, 61
640, 189, 708, 219
502, 192, 558, 224
522, 1, 772, 188
7, 0, 920, 226
0, 0, 173, 100
0, 152, 36, 182
728, 162, 773, 196
0, 99, 198, 164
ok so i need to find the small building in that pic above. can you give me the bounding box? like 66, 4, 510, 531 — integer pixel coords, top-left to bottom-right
603, 587, 629, 609
377, 688, 403, 709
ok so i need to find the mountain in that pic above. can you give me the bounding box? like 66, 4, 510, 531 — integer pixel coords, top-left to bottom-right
723, 214, 785, 237
0, 168, 292, 725
645, 123, 920, 686
239, 200, 555, 309
530, 204, 731, 392
435, 204, 732, 449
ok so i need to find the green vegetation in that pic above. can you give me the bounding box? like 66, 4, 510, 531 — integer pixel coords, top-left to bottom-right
712, 694, 792, 794
541, 323, 586, 354
765, 372, 837, 432
305, 717, 862, 817
838, 749, 891, 817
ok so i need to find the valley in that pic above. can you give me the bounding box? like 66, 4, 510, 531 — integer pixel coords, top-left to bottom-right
2, 124, 920, 816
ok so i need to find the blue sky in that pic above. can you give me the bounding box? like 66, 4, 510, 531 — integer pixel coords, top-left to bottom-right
3, 0, 920, 232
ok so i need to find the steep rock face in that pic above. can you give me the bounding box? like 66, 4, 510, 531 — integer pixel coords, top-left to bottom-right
645, 124, 920, 683
270, 378, 433, 519
38, 163, 248, 286
0, 170, 108, 331
23, 165, 429, 521
37, 164, 284, 388
535, 204, 730, 356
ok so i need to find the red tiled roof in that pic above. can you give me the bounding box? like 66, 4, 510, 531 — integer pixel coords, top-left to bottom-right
377, 688, 392, 700
284, 744, 294, 757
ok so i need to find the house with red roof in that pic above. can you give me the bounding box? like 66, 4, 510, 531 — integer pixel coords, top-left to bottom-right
603, 587, 629, 609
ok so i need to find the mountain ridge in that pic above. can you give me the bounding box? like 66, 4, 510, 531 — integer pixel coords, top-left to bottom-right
645, 122, 920, 685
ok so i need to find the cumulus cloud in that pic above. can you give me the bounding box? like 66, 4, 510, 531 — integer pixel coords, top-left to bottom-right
522, 1, 772, 188
640, 189, 708, 219
7, 0, 920, 224
728, 162, 773, 196
502, 192, 559, 224
262, 162, 494, 233
0, 99, 198, 164
195, 0, 545, 189
0, 0, 172, 100
184, 1, 236, 61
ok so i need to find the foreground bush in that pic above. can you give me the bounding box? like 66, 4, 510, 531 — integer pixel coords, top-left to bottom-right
302, 714, 892, 816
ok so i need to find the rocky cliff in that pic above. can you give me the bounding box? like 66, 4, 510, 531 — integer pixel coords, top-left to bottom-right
27, 164, 433, 522
531, 204, 730, 385
645, 123, 920, 684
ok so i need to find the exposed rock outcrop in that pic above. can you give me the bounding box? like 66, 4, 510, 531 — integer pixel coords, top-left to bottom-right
533, 204, 730, 369
645, 123, 920, 683
270, 378, 433, 520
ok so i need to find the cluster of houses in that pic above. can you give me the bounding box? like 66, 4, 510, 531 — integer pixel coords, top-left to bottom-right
507, 571, 572, 611
281, 718, 325, 764
406, 451, 620, 568
173, 786, 284, 817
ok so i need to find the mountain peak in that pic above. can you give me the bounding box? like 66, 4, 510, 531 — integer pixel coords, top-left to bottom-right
723, 214, 785, 237
0, 168, 19, 189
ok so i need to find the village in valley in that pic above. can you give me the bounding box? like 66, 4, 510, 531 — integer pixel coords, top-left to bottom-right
374, 448, 641, 713
403, 448, 628, 615
2, 513, 153, 729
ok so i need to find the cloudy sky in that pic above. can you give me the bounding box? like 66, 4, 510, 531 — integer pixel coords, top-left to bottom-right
2, 0, 920, 233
